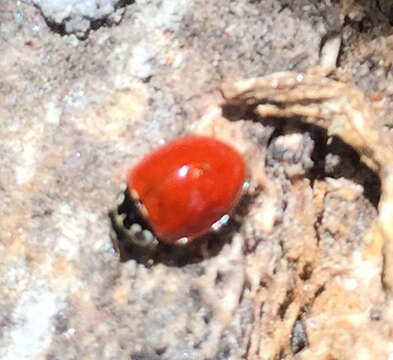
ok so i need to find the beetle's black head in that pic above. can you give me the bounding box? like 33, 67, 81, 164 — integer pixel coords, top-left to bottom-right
109, 185, 158, 264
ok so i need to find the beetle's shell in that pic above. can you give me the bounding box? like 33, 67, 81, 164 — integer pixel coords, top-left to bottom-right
127, 135, 246, 244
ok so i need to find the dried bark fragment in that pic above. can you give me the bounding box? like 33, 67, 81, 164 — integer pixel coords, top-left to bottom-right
221, 66, 393, 289
219, 67, 393, 359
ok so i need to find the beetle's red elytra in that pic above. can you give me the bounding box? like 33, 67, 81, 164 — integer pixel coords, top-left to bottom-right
110, 134, 246, 257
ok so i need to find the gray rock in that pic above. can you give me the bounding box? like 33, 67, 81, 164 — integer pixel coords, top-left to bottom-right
32, 0, 127, 38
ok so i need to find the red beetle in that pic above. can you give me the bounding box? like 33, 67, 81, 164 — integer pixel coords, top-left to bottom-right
110, 134, 246, 259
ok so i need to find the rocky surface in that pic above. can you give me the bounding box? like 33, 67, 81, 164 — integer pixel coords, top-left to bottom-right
1, 0, 393, 359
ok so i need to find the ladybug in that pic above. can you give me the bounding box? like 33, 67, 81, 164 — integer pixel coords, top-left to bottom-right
110, 134, 247, 261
